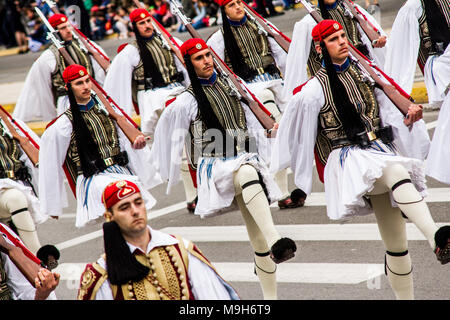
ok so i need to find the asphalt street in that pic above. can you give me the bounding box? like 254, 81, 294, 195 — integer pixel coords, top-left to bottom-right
0, 0, 448, 301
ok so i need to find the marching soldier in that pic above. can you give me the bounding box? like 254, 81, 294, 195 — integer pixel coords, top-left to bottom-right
77, 180, 240, 300
150, 38, 297, 299
103, 8, 198, 212
384, 0, 450, 185
283, 0, 387, 99
38, 64, 161, 228
271, 20, 450, 300
207, 0, 306, 208
12, 13, 108, 122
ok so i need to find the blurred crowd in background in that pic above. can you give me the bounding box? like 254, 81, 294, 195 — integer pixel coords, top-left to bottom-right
0, 0, 382, 54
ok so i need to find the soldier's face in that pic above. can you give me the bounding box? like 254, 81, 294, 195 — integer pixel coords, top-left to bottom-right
57, 22, 73, 42
224, 0, 245, 22
191, 48, 214, 79
136, 16, 154, 38
107, 193, 149, 237
324, 0, 337, 4
316, 29, 349, 64
69, 74, 92, 103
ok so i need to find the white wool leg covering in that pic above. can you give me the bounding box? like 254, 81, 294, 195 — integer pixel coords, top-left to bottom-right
180, 151, 197, 203
236, 194, 277, 300
378, 164, 438, 249
234, 165, 281, 247
274, 169, 289, 200
256, 89, 281, 122
371, 193, 414, 300
0, 188, 41, 254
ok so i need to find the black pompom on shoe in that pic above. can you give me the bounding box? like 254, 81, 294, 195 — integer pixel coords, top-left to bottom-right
270, 238, 297, 264
434, 226, 450, 265
37, 245, 60, 270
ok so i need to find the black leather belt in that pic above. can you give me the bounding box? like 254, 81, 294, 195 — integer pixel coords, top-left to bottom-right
331, 125, 394, 149
0, 166, 31, 181
90, 151, 129, 176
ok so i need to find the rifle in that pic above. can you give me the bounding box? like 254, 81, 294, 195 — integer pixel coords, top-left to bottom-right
297, 0, 415, 117
131, 0, 185, 65
36, 7, 144, 144
0, 224, 43, 287
340, 0, 381, 46
242, 1, 291, 52
43, 0, 111, 72
0, 105, 40, 166
170, 0, 276, 133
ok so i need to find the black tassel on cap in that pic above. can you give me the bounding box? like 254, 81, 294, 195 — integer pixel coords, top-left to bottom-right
320, 42, 367, 143
318, 0, 332, 20
220, 6, 257, 81
103, 221, 149, 285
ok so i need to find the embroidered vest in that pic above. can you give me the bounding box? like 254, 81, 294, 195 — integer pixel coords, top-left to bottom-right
0, 125, 25, 178
49, 41, 95, 105
77, 235, 221, 300
221, 18, 280, 80
417, 0, 450, 69
131, 37, 181, 93
185, 77, 251, 169
314, 63, 380, 165
63, 101, 121, 182
0, 254, 12, 300
308, 2, 368, 77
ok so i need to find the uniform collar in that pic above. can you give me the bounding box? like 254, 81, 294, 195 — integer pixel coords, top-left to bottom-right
141, 33, 155, 41
228, 14, 247, 26
78, 98, 95, 111
128, 226, 179, 255
322, 57, 350, 72
198, 71, 217, 85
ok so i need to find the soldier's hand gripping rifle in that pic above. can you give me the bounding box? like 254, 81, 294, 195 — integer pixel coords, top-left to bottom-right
43, 0, 111, 72
170, 0, 277, 136
0, 105, 40, 167
297, 0, 422, 125
36, 7, 144, 144
242, 1, 291, 52
0, 224, 45, 287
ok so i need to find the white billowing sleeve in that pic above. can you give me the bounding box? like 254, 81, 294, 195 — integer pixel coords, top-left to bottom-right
88, 40, 108, 86
384, 0, 422, 96
187, 252, 236, 300
270, 78, 323, 195
149, 92, 197, 194
268, 36, 287, 77
13, 50, 58, 122
282, 14, 316, 100
103, 44, 140, 117
207, 30, 226, 61
375, 87, 430, 160
38, 115, 72, 217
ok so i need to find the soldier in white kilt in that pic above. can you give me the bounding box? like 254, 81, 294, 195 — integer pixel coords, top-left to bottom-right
271, 20, 450, 300
150, 38, 297, 300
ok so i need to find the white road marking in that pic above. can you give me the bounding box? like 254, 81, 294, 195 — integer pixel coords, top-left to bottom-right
53, 262, 385, 285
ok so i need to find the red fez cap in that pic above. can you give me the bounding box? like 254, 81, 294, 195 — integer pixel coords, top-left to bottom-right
102, 180, 141, 209
48, 13, 69, 28
129, 8, 151, 23
62, 64, 88, 84
312, 19, 343, 42
180, 38, 208, 57
216, 0, 233, 6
